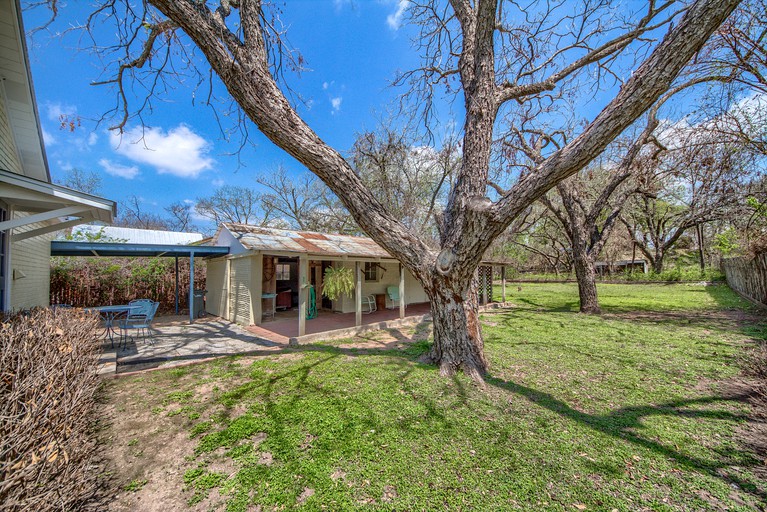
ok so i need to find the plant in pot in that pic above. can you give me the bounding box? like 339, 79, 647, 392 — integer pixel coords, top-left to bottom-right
321, 266, 355, 302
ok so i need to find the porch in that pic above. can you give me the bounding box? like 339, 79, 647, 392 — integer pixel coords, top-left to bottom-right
247, 301, 433, 343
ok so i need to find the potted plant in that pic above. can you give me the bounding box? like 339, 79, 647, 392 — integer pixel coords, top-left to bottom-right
321, 266, 355, 301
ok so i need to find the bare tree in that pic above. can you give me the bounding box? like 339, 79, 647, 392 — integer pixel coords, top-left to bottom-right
351, 127, 459, 241
116, 195, 173, 230
58, 168, 102, 195
194, 185, 269, 226
540, 116, 663, 313
256, 167, 354, 233
164, 201, 198, 232
37, 0, 742, 381
622, 128, 753, 273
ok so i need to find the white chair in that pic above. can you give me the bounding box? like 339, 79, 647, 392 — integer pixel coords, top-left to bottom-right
362, 295, 377, 314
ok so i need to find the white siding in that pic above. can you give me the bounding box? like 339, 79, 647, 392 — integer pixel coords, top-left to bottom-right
335, 261, 427, 313
9, 214, 51, 310
0, 95, 22, 174
228, 257, 252, 325
205, 257, 227, 318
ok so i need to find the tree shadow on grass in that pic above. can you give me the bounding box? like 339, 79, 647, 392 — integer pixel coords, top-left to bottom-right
483, 373, 766, 501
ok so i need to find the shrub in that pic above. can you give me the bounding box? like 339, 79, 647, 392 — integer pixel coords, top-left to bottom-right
0, 308, 102, 511
50, 256, 206, 313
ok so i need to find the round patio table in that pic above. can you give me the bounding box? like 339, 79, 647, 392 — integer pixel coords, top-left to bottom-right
87, 305, 142, 348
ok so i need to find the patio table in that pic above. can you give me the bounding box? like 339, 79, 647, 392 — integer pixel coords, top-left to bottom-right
87, 305, 141, 348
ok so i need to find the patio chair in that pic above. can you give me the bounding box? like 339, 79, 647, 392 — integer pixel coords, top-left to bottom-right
362, 294, 376, 314
128, 299, 154, 318
118, 301, 160, 348
386, 286, 400, 309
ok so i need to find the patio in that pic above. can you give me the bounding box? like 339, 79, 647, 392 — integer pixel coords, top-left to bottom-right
100, 303, 435, 375
106, 315, 290, 374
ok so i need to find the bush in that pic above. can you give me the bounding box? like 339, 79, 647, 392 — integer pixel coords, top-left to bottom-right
0, 308, 102, 511
50, 256, 206, 313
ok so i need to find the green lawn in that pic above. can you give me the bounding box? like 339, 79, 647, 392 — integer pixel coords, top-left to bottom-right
104, 283, 766, 511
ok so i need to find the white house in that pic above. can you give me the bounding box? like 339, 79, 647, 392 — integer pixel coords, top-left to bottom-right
0, 0, 115, 312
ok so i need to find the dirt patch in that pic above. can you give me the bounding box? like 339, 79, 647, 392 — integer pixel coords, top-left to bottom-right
330, 322, 432, 351
89, 384, 203, 511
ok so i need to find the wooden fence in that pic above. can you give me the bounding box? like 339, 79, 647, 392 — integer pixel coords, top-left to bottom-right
721, 253, 767, 306
50, 257, 206, 313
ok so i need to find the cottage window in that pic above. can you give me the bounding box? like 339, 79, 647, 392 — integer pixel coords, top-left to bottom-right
363, 262, 378, 282
276, 263, 291, 281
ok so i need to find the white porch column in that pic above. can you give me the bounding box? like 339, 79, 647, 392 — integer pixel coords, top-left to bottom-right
399, 263, 405, 319
355, 261, 362, 327
299, 255, 308, 336
501, 266, 507, 303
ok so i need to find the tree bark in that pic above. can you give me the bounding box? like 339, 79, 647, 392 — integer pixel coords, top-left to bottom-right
422, 272, 488, 380
572, 245, 601, 314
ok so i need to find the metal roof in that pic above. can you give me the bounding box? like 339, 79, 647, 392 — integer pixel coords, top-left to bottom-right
51, 241, 229, 258
221, 223, 392, 259
71, 225, 204, 245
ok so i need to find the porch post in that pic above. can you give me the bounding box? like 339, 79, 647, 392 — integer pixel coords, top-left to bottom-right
188, 251, 195, 324
399, 263, 405, 319
175, 255, 179, 315
501, 265, 506, 303
299, 255, 308, 336
355, 261, 362, 327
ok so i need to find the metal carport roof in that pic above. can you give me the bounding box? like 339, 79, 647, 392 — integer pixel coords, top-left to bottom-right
50, 241, 229, 324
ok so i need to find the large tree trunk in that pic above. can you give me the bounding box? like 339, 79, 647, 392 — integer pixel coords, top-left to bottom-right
652, 253, 665, 274
572, 247, 601, 314
422, 272, 488, 380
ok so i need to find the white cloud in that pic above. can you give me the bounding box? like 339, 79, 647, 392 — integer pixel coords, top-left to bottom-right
44, 102, 77, 123
99, 158, 140, 179
212, 178, 225, 187
386, 0, 408, 30
322, 82, 329, 90
88, 132, 98, 146
41, 127, 57, 146
110, 125, 214, 178
331, 97, 343, 113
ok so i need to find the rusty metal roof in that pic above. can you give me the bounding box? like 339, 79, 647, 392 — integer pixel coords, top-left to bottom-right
221, 223, 392, 259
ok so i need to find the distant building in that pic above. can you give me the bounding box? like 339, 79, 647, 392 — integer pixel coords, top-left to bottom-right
70, 225, 203, 246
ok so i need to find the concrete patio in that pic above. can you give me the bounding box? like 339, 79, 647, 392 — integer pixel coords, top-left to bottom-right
105, 315, 289, 374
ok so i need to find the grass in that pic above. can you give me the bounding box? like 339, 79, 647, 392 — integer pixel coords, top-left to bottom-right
104, 283, 765, 511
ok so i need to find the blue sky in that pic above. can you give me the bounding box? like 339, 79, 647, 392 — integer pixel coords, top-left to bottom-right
22, 0, 420, 232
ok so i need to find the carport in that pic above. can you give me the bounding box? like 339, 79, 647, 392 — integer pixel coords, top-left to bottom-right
50, 241, 229, 323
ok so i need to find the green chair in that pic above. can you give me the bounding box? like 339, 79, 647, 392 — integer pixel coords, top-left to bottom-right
386, 286, 400, 309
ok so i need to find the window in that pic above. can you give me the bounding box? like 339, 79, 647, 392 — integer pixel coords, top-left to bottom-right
363, 262, 378, 282
276, 263, 291, 281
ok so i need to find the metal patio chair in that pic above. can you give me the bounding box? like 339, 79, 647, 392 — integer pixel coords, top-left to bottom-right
118, 301, 160, 348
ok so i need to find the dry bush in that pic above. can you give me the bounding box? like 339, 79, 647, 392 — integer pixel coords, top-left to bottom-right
0, 308, 102, 511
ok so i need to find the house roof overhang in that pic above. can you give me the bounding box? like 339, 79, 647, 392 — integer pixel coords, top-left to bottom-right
50, 241, 230, 258
0, 168, 116, 241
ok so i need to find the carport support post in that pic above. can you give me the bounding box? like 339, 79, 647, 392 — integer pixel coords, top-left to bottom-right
175, 256, 179, 315
399, 263, 405, 319
501, 265, 506, 303
355, 261, 362, 327
188, 251, 195, 324
298, 255, 308, 336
